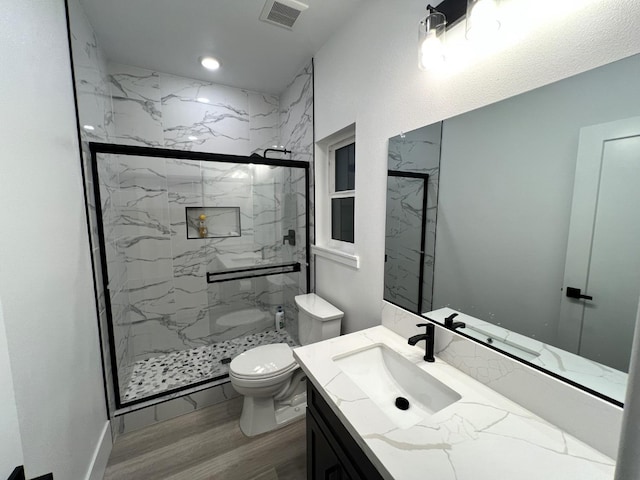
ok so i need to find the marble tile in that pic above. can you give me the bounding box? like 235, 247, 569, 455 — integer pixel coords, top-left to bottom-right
160, 74, 250, 155
279, 61, 313, 164
123, 328, 298, 402
248, 91, 280, 154
108, 63, 164, 147
120, 234, 173, 281
172, 275, 209, 324
68, 0, 113, 142
386, 123, 442, 312
384, 175, 424, 311
279, 61, 314, 293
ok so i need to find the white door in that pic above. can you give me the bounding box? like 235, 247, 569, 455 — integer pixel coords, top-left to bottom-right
558, 117, 640, 372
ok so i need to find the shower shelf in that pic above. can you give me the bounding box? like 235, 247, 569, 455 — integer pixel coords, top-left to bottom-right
185, 206, 241, 239
206, 262, 301, 284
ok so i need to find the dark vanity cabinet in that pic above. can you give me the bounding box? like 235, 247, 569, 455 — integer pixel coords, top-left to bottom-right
307, 381, 385, 480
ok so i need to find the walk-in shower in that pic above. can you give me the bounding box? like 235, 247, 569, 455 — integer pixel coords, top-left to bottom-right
91, 143, 309, 408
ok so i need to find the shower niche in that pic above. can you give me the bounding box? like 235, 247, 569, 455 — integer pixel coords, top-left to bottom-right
91, 143, 310, 408
185, 206, 241, 239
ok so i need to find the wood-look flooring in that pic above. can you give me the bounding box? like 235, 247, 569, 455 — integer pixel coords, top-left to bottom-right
104, 397, 306, 480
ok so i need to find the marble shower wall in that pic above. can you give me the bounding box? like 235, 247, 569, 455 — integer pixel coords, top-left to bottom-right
69, 0, 314, 414
279, 61, 314, 336
68, 0, 119, 417
96, 154, 133, 396
385, 175, 425, 312
99, 155, 310, 364
107, 62, 279, 155
385, 122, 442, 313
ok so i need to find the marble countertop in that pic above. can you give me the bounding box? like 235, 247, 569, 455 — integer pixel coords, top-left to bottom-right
426, 308, 627, 403
293, 325, 615, 480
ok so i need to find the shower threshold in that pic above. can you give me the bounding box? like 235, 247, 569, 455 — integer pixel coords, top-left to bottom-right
123, 329, 298, 403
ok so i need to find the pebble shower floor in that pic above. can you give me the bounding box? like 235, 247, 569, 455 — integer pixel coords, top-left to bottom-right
123, 329, 298, 402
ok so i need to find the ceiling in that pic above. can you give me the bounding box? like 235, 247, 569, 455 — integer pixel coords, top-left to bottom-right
79, 0, 365, 94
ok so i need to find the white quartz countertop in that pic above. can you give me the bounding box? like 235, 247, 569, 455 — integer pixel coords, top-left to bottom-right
425, 307, 627, 403
293, 325, 615, 480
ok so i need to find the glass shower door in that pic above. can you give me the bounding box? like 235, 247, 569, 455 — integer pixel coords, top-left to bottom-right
93, 145, 309, 407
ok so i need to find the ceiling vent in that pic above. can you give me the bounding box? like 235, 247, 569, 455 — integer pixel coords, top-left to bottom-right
260, 0, 309, 30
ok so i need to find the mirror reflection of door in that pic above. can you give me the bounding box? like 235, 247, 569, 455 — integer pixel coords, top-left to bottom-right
559, 117, 640, 371
384, 172, 428, 314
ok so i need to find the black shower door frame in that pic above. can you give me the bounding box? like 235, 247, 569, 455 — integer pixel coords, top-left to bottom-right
89, 142, 311, 410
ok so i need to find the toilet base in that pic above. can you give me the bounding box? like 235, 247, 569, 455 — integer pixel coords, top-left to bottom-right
239, 391, 307, 437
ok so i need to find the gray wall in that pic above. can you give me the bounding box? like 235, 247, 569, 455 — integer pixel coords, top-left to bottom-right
433, 54, 640, 344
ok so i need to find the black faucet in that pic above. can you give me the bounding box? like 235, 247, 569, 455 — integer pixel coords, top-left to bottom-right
408, 323, 435, 362
444, 313, 465, 330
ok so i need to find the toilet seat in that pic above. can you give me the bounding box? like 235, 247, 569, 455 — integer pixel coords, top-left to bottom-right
230, 343, 297, 381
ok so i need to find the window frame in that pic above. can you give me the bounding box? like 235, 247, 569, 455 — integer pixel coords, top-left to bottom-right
327, 134, 356, 247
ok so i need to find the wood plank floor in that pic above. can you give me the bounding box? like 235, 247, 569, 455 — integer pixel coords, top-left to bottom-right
104, 397, 306, 480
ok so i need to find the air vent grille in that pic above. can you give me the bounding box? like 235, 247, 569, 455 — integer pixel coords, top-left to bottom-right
268, 2, 300, 28
260, 0, 308, 30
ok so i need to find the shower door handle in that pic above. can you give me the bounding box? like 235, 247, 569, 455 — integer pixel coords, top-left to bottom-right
566, 287, 593, 301
283, 229, 296, 246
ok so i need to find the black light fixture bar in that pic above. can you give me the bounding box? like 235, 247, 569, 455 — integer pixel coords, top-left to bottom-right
429, 0, 466, 29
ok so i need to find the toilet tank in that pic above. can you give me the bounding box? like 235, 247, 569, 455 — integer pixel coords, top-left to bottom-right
295, 293, 344, 346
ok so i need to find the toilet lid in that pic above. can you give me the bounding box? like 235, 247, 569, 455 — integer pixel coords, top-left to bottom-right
230, 343, 296, 379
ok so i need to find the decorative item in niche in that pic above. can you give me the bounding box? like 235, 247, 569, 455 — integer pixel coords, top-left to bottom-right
185, 207, 241, 239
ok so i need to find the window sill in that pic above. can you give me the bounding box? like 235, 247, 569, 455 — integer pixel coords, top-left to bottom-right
312, 245, 360, 269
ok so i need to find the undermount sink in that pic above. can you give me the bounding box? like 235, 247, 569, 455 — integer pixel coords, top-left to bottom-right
333, 344, 461, 429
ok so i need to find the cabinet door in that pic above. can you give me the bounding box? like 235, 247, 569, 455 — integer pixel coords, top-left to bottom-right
307, 410, 352, 480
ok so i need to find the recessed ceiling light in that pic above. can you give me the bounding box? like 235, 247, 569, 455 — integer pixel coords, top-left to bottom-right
83, 125, 95, 131
196, 97, 210, 104
200, 56, 220, 71
188, 136, 198, 141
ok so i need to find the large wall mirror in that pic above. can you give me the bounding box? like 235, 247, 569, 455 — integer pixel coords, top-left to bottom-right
385, 53, 640, 405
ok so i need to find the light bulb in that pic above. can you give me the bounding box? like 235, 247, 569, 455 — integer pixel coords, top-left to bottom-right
419, 32, 445, 71
200, 56, 220, 71
466, 0, 500, 41
418, 11, 446, 72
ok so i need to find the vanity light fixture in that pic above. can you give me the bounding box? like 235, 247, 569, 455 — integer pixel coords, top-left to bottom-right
83, 124, 95, 131
418, 5, 447, 71
417, 0, 504, 71
196, 97, 210, 104
200, 56, 220, 71
465, 0, 500, 40
188, 136, 198, 141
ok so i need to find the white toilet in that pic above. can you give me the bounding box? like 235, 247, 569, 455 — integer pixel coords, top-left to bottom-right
229, 293, 344, 436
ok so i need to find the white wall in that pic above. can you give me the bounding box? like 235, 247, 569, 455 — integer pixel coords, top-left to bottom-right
0, 0, 108, 478
0, 299, 23, 478
313, 0, 640, 333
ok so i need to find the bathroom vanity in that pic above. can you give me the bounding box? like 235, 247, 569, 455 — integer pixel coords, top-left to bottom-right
307, 381, 384, 480
294, 326, 615, 480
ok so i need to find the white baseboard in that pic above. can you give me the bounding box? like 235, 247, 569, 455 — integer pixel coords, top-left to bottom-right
85, 422, 112, 480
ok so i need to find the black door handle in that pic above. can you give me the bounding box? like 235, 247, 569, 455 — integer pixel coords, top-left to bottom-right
566, 287, 593, 301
